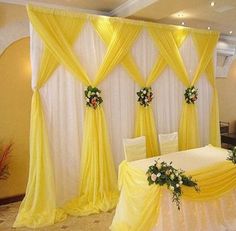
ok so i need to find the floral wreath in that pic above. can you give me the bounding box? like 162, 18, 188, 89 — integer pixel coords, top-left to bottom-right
147, 159, 199, 210
84, 86, 103, 109
184, 86, 198, 104
227, 146, 236, 164
137, 87, 153, 107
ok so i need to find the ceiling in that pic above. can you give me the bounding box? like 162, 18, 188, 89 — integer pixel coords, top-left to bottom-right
1, 0, 236, 42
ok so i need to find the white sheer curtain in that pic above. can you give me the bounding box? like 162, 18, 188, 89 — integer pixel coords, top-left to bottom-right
31, 22, 213, 206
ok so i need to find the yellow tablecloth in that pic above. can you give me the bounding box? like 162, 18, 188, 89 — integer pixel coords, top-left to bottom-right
110, 145, 236, 231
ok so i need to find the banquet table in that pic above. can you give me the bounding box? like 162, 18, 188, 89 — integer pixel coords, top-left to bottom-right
110, 145, 236, 231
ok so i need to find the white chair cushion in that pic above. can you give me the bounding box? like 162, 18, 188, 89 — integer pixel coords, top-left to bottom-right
123, 136, 146, 162
159, 132, 178, 155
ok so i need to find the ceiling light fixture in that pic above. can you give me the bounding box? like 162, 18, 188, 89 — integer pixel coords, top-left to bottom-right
230, 31, 233, 34
211, 1, 215, 7
181, 22, 185, 26
177, 12, 184, 17
208, 26, 211, 30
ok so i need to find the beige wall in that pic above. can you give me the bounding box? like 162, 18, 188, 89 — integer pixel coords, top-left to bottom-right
0, 3, 29, 55
216, 58, 236, 133
0, 37, 31, 198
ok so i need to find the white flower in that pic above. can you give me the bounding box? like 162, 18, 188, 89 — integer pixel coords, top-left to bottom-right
179, 180, 183, 185
176, 184, 180, 188
170, 186, 175, 191
96, 92, 100, 96
151, 173, 157, 182
165, 170, 171, 175
86, 98, 90, 102
157, 173, 161, 177
144, 98, 148, 102
156, 162, 162, 170
91, 92, 95, 95
143, 90, 146, 94
178, 176, 182, 181
170, 174, 175, 180
174, 171, 179, 176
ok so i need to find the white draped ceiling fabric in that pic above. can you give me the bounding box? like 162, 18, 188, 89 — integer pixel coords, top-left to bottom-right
14, 5, 220, 228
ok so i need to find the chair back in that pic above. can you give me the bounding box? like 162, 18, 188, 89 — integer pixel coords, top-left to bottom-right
123, 136, 146, 161
159, 132, 178, 155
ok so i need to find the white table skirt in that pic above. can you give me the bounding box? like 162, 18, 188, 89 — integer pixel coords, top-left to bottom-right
111, 145, 236, 231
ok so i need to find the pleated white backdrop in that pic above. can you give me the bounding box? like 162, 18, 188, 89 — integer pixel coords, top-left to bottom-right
30, 22, 213, 206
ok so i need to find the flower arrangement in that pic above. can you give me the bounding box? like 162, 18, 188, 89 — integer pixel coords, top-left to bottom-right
184, 86, 198, 104
147, 159, 199, 209
137, 87, 153, 107
84, 86, 103, 109
0, 143, 13, 180
227, 146, 236, 164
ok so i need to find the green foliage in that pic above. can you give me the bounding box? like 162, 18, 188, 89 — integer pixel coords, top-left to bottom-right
147, 159, 199, 209
184, 86, 198, 104
84, 86, 103, 109
227, 146, 236, 164
137, 87, 153, 107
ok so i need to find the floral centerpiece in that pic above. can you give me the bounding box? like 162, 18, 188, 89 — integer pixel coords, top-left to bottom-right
137, 87, 153, 107
84, 86, 103, 109
184, 86, 198, 104
227, 146, 236, 164
147, 159, 199, 209
0, 143, 13, 180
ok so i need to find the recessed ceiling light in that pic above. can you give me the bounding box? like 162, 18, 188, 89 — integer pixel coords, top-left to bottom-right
181, 22, 185, 25
230, 31, 233, 34
208, 26, 211, 30
211, 1, 215, 7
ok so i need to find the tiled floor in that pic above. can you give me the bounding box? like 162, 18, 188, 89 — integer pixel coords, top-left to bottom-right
0, 202, 114, 231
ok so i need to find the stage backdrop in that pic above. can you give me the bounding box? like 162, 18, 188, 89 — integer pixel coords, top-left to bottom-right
14, 5, 220, 228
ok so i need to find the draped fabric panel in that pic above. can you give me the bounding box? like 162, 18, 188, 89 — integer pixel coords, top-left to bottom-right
111, 158, 236, 231
92, 24, 159, 157
15, 5, 219, 228
149, 27, 218, 150
193, 34, 221, 146
14, 25, 67, 228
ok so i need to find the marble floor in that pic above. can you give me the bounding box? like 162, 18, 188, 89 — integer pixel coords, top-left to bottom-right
0, 202, 114, 231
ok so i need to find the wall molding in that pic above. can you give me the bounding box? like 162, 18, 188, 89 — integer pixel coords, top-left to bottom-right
0, 194, 25, 205
0, 0, 158, 18
110, 0, 159, 17
0, 0, 110, 16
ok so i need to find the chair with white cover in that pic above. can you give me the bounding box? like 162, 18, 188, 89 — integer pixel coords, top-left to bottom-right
158, 132, 178, 155
123, 136, 146, 162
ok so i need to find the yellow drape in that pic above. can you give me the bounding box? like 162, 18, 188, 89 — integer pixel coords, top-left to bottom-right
27, 5, 90, 85
192, 33, 220, 146
64, 107, 118, 216
16, 5, 221, 228
93, 23, 190, 157
14, 7, 87, 228
18, 5, 142, 227
92, 20, 159, 157
111, 160, 236, 231
92, 21, 160, 157
13, 91, 59, 228
149, 26, 219, 150
65, 20, 141, 215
